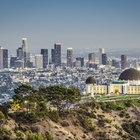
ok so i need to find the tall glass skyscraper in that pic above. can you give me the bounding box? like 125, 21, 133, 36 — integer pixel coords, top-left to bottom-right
0, 46, 8, 69
41, 49, 48, 68
67, 48, 73, 67
53, 43, 61, 67
22, 38, 30, 67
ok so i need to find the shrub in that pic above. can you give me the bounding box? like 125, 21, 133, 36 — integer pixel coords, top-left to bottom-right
16, 130, 25, 138
45, 131, 53, 140
119, 110, 126, 117
98, 119, 105, 127
0, 127, 13, 138
0, 111, 5, 126
90, 125, 96, 132
122, 121, 140, 139
104, 118, 112, 124
48, 111, 60, 123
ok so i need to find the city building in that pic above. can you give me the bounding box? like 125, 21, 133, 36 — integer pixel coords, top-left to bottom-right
121, 55, 127, 69
74, 60, 81, 67
88, 53, 96, 63
84, 68, 140, 96
112, 59, 120, 68
15, 60, 24, 69
54, 43, 61, 67
10, 57, 17, 68
99, 48, 105, 64
67, 48, 73, 67
76, 57, 84, 67
35, 54, 43, 69
17, 47, 23, 60
0, 46, 8, 69
102, 53, 107, 65
41, 49, 48, 68
51, 44, 61, 67
22, 38, 30, 67
51, 49, 55, 64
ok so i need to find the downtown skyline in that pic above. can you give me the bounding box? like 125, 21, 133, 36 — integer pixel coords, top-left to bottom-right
0, 0, 140, 54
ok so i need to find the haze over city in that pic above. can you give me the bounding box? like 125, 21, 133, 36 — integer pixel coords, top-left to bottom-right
0, 0, 140, 55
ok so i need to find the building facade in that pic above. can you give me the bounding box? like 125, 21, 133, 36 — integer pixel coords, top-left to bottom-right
41, 49, 48, 68
83, 68, 140, 96
35, 54, 43, 69
121, 55, 127, 69
0, 47, 8, 69
67, 48, 73, 67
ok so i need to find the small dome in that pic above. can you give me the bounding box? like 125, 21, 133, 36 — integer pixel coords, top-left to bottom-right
119, 68, 140, 81
86, 77, 96, 84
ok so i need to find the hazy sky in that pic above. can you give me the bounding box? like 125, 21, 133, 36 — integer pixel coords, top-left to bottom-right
0, 0, 140, 54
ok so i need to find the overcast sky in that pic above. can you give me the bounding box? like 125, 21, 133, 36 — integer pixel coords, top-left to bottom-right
0, 0, 140, 54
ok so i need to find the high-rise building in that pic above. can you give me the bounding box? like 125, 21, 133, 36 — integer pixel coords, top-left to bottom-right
17, 47, 23, 60
112, 59, 120, 68
22, 38, 30, 67
99, 48, 105, 64
102, 53, 107, 65
41, 49, 48, 68
51, 49, 55, 64
88, 53, 96, 63
0, 46, 8, 69
52, 43, 61, 67
67, 48, 73, 67
35, 54, 43, 69
121, 55, 127, 69
76, 57, 84, 67
10, 57, 17, 68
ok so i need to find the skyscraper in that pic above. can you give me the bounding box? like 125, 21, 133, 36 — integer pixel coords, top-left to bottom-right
35, 54, 43, 69
17, 47, 23, 60
76, 57, 84, 67
99, 48, 105, 64
53, 43, 61, 67
121, 55, 127, 69
41, 49, 48, 68
67, 48, 73, 67
51, 49, 55, 64
102, 53, 107, 65
88, 53, 96, 63
22, 38, 30, 67
10, 57, 17, 68
0, 46, 8, 69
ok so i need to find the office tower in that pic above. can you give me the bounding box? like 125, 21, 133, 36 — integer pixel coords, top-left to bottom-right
74, 60, 81, 67
51, 49, 55, 64
112, 59, 120, 68
67, 48, 73, 67
17, 47, 23, 60
102, 53, 107, 65
76, 57, 84, 67
99, 48, 105, 64
52, 43, 61, 67
3, 49, 8, 68
22, 38, 30, 67
88, 53, 96, 63
41, 49, 48, 68
0, 46, 8, 69
121, 55, 127, 69
10, 57, 17, 68
35, 54, 43, 69
15, 60, 24, 69
30, 55, 35, 67
54, 43, 61, 67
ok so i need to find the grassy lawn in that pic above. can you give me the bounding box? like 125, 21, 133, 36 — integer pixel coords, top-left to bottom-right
98, 94, 140, 101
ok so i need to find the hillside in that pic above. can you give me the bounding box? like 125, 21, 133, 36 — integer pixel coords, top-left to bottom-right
0, 85, 140, 140
1, 99, 140, 140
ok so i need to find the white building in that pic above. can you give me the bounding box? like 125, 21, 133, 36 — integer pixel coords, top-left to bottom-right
35, 54, 43, 69
84, 68, 140, 96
